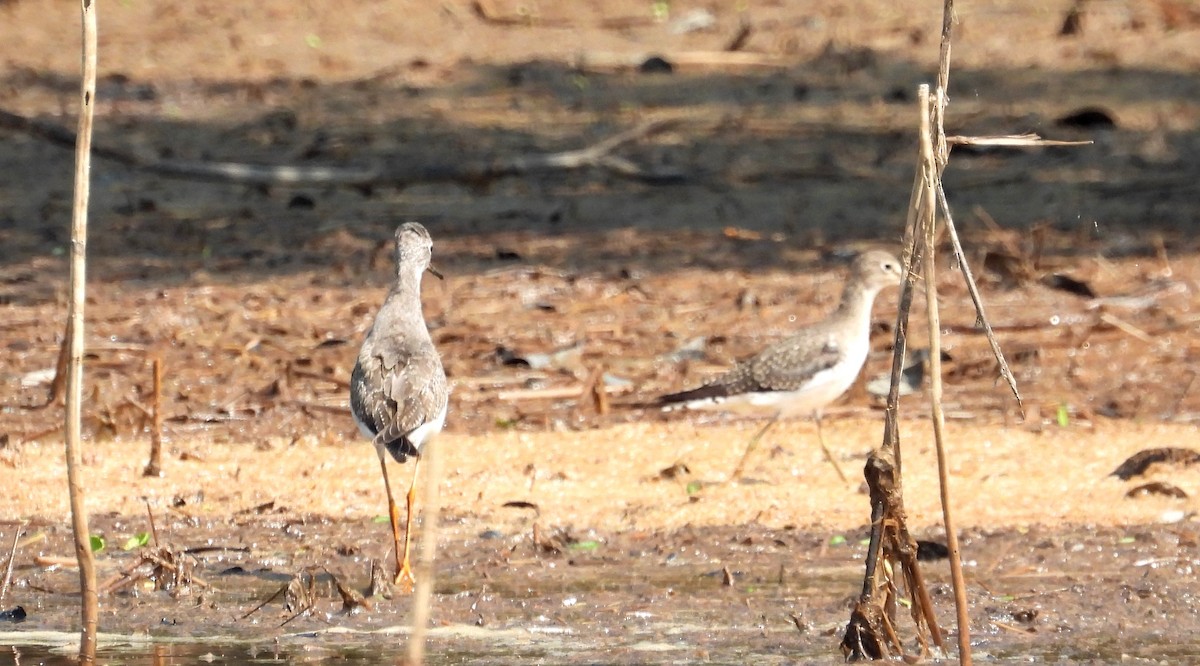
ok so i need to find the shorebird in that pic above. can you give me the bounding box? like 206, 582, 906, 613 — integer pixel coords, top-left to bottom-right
350, 222, 448, 591
656, 250, 904, 482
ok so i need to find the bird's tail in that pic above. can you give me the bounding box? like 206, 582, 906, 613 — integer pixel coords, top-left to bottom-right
648, 383, 731, 411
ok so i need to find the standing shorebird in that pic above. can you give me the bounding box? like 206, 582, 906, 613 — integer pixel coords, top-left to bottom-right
656, 250, 904, 482
350, 222, 448, 591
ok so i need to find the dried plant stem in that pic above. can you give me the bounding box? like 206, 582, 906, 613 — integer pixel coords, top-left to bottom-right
66, 0, 99, 663
939, 184, 1023, 410
146, 501, 160, 548
0, 110, 683, 186
931, 2, 974, 661
0, 522, 24, 606
407, 437, 445, 665
920, 87, 972, 666
883, 137, 929, 476
841, 88, 942, 661
144, 355, 164, 476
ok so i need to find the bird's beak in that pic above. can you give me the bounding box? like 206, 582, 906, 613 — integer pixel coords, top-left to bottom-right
426, 265, 444, 280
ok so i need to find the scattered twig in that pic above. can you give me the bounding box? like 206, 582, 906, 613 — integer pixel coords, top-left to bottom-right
19, 423, 65, 445
496, 383, 633, 402
143, 355, 164, 477
469, 1, 569, 26
1165, 369, 1197, 420
323, 567, 372, 613
580, 365, 610, 416
98, 546, 207, 597
574, 50, 786, 71
240, 582, 289, 620
531, 523, 564, 555
992, 620, 1036, 635
35, 555, 80, 569
121, 396, 153, 420
289, 368, 351, 390
183, 545, 253, 555
145, 502, 159, 548
367, 558, 394, 600
0, 522, 25, 606
0, 109, 684, 186
279, 570, 319, 627
283, 400, 352, 415
725, 19, 753, 52
946, 133, 1091, 148
1152, 233, 1172, 276
1096, 311, 1156, 346
43, 332, 70, 408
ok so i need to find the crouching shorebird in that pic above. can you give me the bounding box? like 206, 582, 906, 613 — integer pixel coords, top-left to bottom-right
350, 222, 448, 591
656, 250, 904, 482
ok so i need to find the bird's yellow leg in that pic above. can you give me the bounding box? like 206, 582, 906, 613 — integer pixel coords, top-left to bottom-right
728, 412, 781, 482
814, 412, 849, 483
395, 456, 421, 592
379, 456, 409, 592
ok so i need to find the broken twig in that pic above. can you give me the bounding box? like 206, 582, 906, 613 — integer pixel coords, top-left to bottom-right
0, 110, 685, 187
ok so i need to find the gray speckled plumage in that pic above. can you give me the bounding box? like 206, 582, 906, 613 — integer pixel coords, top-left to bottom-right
350, 222, 448, 463
658, 250, 903, 417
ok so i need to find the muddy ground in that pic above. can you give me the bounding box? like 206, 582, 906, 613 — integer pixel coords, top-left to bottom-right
2, 0, 1200, 662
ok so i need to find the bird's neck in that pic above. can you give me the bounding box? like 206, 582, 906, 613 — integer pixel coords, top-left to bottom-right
835, 280, 880, 324
388, 268, 428, 315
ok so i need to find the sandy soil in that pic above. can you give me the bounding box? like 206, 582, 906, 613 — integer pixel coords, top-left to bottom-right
2, 0, 1200, 661
6, 417, 1200, 534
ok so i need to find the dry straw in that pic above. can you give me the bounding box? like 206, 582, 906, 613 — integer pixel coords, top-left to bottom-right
65, 0, 100, 663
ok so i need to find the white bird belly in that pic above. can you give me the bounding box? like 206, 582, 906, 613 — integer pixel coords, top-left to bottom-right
406, 402, 447, 450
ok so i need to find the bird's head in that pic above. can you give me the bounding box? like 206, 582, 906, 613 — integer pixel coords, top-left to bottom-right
853, 249, 904, 293
395, 222, 443, 279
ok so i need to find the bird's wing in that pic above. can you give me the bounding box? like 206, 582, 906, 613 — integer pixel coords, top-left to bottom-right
746, 334, 842, 391
657, 332, 844, 404
370, 347, 447, 451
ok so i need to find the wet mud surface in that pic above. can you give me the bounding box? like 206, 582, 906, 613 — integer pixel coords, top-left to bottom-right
4, 519, 1200, 664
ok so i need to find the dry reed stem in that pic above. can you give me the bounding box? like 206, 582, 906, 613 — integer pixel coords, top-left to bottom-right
921, 86, 972, 665
66, 0, 99, 662
144, 355, 164, 476
939, 186, 1023, 411
0, 522, 24, 606
407, 436, 445, 665
946, 134, 1092, 148
842, 89, 939, 662
878, 76, 930, 474
931, 2, 973, 661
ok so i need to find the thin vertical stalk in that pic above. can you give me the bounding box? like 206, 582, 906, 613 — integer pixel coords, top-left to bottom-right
67, 0, 99, 662
144, 355, 164, 476
407, 437, 445, 665
933, 0, 955, 165
920, 86, 971, 665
